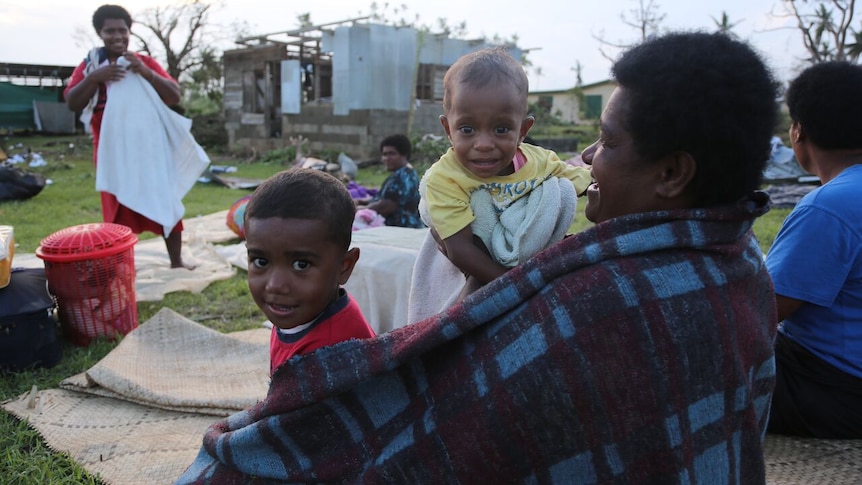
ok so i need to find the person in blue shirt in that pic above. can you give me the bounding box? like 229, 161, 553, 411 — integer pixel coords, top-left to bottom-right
766, 61, 862, 438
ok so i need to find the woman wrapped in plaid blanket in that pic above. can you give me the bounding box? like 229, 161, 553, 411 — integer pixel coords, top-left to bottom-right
177, 31, 779, 484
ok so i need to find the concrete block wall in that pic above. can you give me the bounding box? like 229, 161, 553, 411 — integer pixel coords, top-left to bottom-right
414, 104, 446, 137
232, 103, 449, 160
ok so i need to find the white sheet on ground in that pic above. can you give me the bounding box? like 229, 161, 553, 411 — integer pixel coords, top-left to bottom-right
13, 211, 237, 302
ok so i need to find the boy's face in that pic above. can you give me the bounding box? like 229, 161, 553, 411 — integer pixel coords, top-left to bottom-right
440, 81, 534, 179
245, 216, 358, 330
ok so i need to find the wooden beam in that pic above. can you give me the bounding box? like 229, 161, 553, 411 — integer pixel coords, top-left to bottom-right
235, 16, 370, 46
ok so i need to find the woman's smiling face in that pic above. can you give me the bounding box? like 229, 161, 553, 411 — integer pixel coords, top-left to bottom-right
98, 18, 130, 58
582, 87, 660, 224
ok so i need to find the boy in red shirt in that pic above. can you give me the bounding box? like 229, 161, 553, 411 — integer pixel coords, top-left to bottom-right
244, 169, 375, 374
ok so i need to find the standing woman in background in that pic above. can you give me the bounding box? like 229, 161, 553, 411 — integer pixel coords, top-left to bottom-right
65, 4, 202, 269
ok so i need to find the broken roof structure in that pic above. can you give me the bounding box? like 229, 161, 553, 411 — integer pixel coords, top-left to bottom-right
222, 18, 521, 158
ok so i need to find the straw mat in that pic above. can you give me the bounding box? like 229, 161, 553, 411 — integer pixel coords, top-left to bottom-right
765, 434, 862, 484
2, 307, 269, 485
54, 307, 269, 415
4, 389, 218, 484
3, 308, 862, 484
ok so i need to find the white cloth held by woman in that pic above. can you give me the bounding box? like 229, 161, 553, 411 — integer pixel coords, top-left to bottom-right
96, 56, 210, 236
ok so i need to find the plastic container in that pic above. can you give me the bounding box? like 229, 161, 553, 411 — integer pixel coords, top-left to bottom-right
0, 225, 13, 289
36, 223, 138, 346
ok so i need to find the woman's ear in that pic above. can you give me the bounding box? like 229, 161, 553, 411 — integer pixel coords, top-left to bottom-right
656, 151, 696, 199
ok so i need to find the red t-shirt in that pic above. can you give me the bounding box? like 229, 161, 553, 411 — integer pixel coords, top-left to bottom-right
270, 289, 375, 375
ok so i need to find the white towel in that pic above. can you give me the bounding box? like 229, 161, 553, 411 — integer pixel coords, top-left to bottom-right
411, 179, 468, 323
406, 231, 468, 325
96, 58, 210, 236
471, 176, 576, 267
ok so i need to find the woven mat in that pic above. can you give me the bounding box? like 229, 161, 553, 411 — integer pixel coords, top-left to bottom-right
55, 307, 269, 415
2, 307, 269, 485
764, 434, 862, 484
3, 309, 862, 484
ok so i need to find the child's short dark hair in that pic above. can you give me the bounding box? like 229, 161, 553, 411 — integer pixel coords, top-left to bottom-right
379, 134, 411, 159
93, 4, 132, 32
244, 169, 355, 251
442, 46, 528, 113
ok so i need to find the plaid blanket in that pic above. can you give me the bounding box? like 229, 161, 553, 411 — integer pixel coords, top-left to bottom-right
177, 192, 777, 484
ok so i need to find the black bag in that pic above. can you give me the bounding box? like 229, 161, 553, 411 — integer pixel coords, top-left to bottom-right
0, 165, 46, 202
0, 267, 62, 372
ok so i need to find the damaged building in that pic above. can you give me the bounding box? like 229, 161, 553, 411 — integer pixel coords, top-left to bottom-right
222, 18, 522, 159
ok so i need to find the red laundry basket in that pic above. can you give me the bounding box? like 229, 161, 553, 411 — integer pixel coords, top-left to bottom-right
36, 223, 138, 346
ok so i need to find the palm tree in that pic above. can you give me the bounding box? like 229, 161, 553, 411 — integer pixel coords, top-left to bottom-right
711, 11, 741, 36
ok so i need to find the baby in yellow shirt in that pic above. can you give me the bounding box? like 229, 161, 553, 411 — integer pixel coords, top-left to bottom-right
420, 47, 592, 287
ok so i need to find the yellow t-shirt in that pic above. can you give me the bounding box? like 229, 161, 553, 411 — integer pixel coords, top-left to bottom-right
421, 143, 592, 240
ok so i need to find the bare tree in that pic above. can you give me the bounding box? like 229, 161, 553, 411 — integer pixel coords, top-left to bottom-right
184, 44, 223, 111
780, 0, 861, 63
72, 25, 99, 54
593, 0, 666, 61
133, 0, 221, 81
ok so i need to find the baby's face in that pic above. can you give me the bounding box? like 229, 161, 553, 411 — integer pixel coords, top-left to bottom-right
245, 216, 351, 330
440, 82, 533, 179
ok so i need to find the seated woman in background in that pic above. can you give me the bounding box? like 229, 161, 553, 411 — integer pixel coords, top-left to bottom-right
766, 61, 862, 439
177, 31, 778, 483
355, 134, 424, 228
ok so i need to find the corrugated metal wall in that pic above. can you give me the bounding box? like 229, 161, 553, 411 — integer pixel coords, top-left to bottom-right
325, 24, 522, 115
328, 24, 418, 115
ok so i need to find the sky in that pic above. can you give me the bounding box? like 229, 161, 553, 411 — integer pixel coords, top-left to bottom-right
1, 0, 810, 91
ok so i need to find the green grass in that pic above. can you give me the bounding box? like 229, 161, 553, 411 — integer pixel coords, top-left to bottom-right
754, 206, 792, 254
1, 338, 115, 484
0, 132, 792, 482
